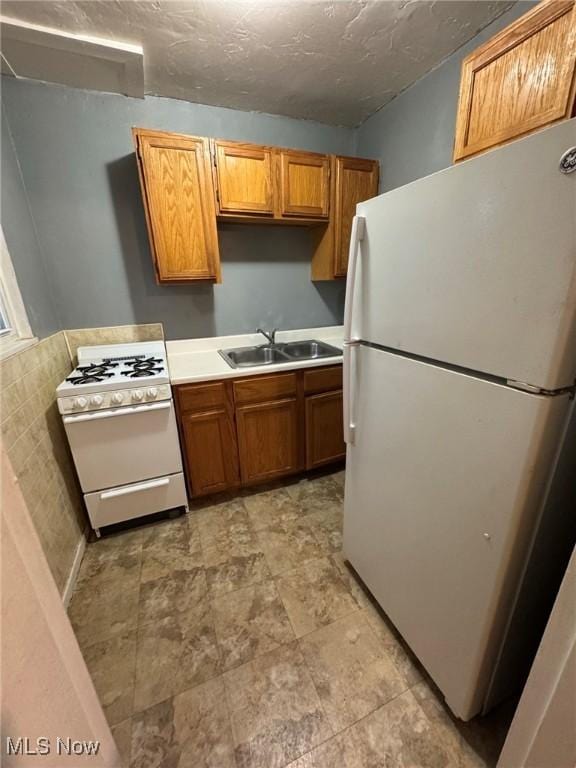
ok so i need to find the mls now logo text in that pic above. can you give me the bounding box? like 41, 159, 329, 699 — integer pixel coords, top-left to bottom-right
6, 737, 100, 756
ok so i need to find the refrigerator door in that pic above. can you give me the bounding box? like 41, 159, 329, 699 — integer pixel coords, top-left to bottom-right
351, 119, 576, 390
343, 345, 572, 720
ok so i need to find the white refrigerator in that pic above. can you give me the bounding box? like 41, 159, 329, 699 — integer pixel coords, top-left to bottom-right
342, 119, 576, 721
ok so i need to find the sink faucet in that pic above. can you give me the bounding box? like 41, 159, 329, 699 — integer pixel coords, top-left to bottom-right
257, 327, 278, 345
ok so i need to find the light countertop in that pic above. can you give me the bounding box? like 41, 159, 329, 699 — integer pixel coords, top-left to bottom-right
166, 326, 343, 385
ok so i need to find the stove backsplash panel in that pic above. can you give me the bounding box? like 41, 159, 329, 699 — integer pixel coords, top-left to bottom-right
64, 323, 164, 364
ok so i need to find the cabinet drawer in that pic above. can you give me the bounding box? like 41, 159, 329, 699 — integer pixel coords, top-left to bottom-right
177, 381, 227, 412
234, 373, 297, 405
304, 365, 343, 395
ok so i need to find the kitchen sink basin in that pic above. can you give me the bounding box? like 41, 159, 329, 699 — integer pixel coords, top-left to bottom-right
281, 340, 342, 360
219, 346, 288, 368
219, 339, 342, 369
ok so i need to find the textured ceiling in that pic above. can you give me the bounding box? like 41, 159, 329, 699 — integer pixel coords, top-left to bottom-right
1, 1, 514, 126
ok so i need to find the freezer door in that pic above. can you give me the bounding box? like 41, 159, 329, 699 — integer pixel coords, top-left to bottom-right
343, 345, 571, 720
352, 119, 576, 390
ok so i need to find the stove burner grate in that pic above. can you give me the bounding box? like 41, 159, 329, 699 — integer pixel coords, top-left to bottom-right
120, 356, 165, 377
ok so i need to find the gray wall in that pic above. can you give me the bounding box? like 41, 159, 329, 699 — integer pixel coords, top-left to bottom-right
1, 78, 353, 339
1, 105, 60, 337
355, 2, 535, 193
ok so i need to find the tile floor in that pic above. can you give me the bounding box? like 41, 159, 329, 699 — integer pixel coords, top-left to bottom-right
68, 470, 514, 768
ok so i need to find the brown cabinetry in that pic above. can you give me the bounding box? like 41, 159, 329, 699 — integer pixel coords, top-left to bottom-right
279, 150, 330, 219
176, 382, 239, 497
212, 141, 332, 224
175, 364, 344, 498
134, 128, 378, 280
312, 155, 379, 280
237, 398, 300, 483
305, 391, 345, 469
213, 141, 275, 216
454, 0, 576, 161
132, 128, 221, 283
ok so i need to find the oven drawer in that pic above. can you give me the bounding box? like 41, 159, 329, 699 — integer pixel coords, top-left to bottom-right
84, 472, 187, 529
63, 400, 183, 493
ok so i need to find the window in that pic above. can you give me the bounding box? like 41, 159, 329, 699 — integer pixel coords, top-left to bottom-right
0, 228, 36, 359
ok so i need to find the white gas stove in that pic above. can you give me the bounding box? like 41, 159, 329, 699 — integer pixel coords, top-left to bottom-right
57, 341, 171, 414
57, 341, 187, 536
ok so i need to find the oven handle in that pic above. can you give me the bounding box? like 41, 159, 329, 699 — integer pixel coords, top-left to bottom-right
100, 477, 170, 500
63, 400, 171, 423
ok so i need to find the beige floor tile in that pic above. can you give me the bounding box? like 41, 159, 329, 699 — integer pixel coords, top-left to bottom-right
212, 581, 295, 670
134, 596, 221, 712
75, 534, 143, 591
361, 599, 423, 688
224, 642, 332, 768
275, 557, 359, 637
412, 681, 507, 768
138, 566, 207, 625
306, 504, 343, 554
131, 676, 235, 768
111, 719, 132, 768
289, 688, 465, 768
257, 519, 325, 576
197, 498, 253, 547
243, 487, 304, 530
140, 516, 203, 583
83, 630, 137, 726
286, 475, 343, 513
204, 536, 271, 596
69, 576, 140, 648
300, 611, 408, 732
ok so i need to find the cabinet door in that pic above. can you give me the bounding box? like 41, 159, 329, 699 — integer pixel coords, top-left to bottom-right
236, 398, 299, 484
305, 390, 346, 470
279, 150, 330, 218
181, 409, 239, 496
454, 0, 576, 161
334, 157, 379, 277
134, 129, 221, 282
214, 141, 275, 215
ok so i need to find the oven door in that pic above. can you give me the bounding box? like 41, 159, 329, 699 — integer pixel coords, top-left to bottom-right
63, 400, 183, 493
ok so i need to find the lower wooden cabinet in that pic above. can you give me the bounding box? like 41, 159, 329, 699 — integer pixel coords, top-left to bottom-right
305, 390, 346, 469
175, 365, 344, 497
180, 409, 239, 497
236, 398, 300, 484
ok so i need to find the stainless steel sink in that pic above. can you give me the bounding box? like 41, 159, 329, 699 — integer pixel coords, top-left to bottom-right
219, 346, 288, 368
218, 339, 342, 369
281, 340, 342, 360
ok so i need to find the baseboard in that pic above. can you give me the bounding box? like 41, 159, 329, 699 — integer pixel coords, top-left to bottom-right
62, 533, 87, 608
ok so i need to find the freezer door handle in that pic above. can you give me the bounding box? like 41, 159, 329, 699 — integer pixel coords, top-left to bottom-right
343, 215, 365, 344
343, 341, 357, 444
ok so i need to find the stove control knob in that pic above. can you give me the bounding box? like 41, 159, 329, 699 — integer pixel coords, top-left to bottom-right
90, 395, 104, 407
111, 392, 124, 405
132, 389, 144, 402
147, 387, 158, 399
73, 396, 87, 409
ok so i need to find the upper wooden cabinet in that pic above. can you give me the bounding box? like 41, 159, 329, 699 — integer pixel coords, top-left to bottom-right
311, 155, 379, 280
279, 150, 330, 219
212, 141, 331, 223
133, 128, 221, 283
454, 0, 576, 161
213, 140, 275, 216
134, 127, 377, 281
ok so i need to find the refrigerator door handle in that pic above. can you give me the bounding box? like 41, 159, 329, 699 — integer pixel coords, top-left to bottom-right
343, 341, 358, 444
343, 215, 365, 344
